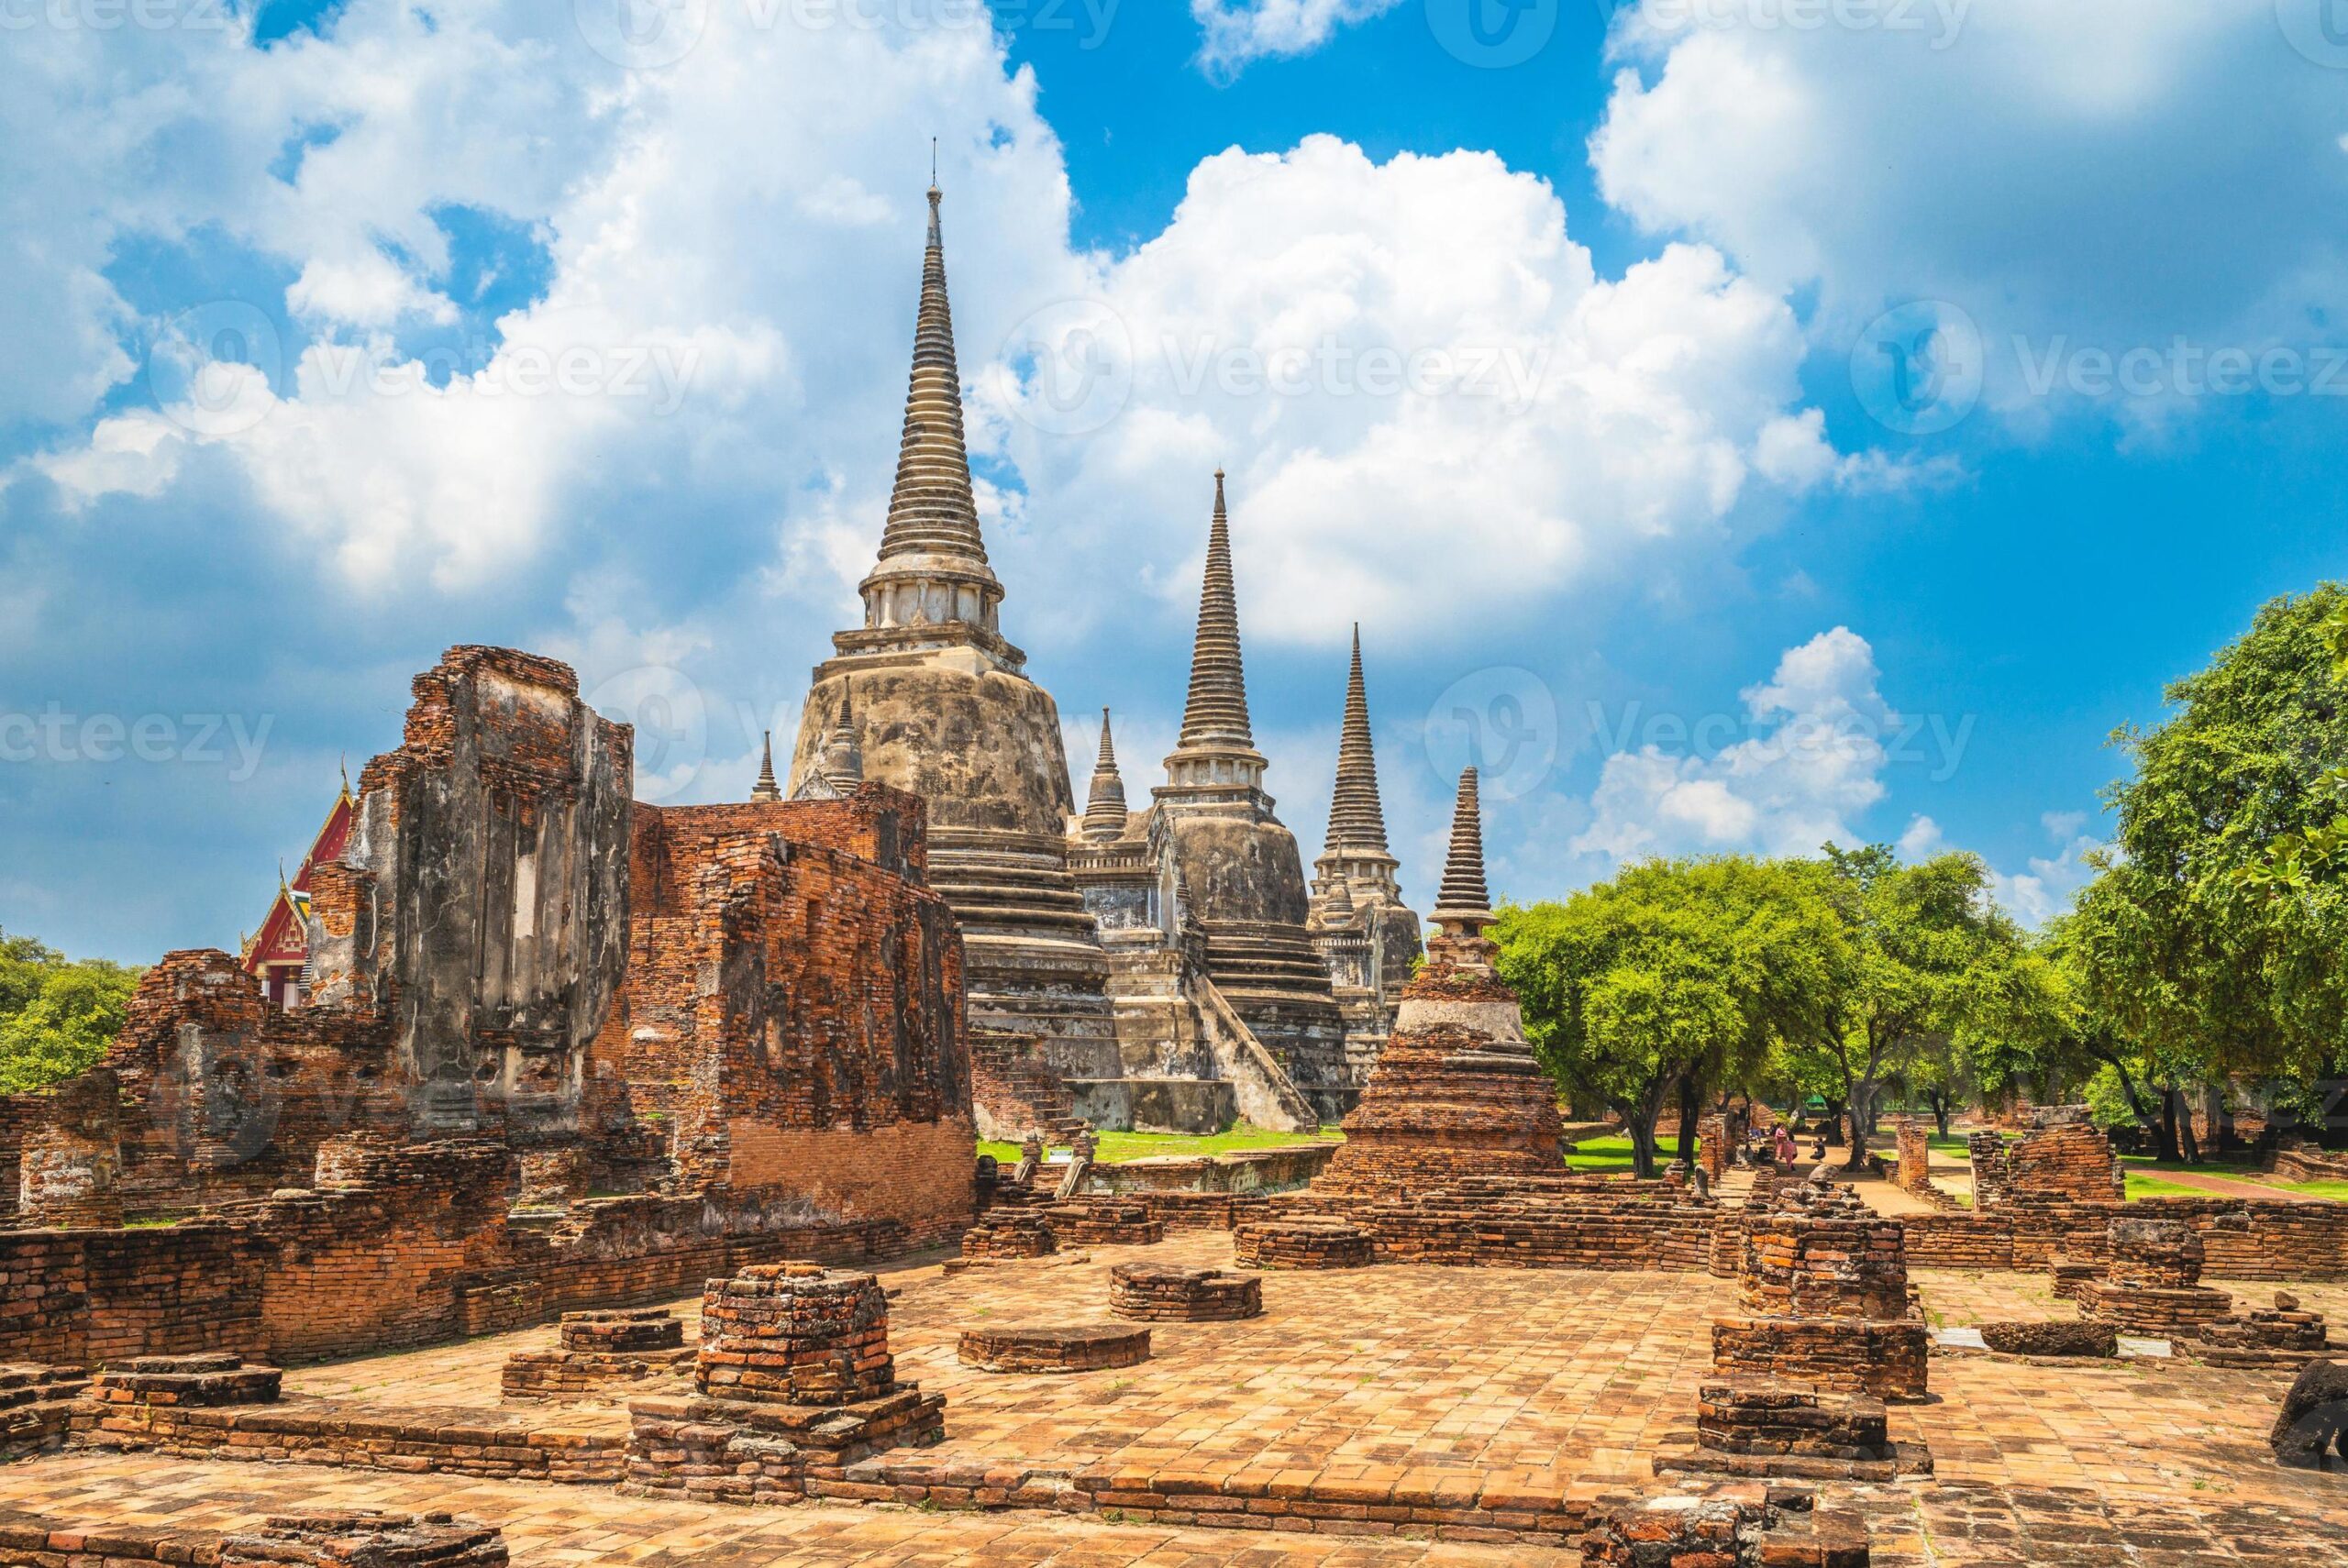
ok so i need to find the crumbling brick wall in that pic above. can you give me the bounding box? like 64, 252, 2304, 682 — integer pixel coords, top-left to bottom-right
0, 646, 978, 1369
1969, 1119, 2124, 1208
591, 789, 973, 1247
309, 646, 632, 1142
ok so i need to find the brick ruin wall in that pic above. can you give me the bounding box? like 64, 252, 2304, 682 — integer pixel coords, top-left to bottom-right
1279, 1176, 1722, 1270
2271, 1143, 2348, 1184
597, 797, 972, 1247
1968, 1120, 2125, 1208
1894, 1121, 1933, 1198
0, 646, 977, 1369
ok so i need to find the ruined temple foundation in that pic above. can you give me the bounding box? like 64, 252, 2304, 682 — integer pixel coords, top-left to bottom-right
2077, 1218, 2234, 1338
1308, 769, 1565, 1198
1702, 1174, 1931, 1458
2191, 1292, 2332, 1366
1234, 1219, 1373, 1270
83, 1353, 282, 1409
1041, 1199, 1166, 1246
956, 1324, 1151, 1374
624, 1264, 945, 1505
1652, 1381, 1930, 1483
961, 1210, 1058, 1260
1107, 1263, 1262, 1321
502, 1309, 692, 1403
226, 1513, 509, 1568
1582, 1485, 1872, 1568
0, 1365, 88, 1463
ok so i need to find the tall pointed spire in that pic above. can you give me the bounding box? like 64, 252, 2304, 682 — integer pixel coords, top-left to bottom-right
1326, 624, 1390, 856
876, 177, 988, 568
853, 171, 1006, 647
1083, 708, 1129, 842
750, 731, 781, 802
1177, 470, 1255, 750
1430, 767, 1494, 939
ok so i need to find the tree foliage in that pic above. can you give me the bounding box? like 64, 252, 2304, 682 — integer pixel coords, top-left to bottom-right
1785, 845, 2044, 1165
2095, 585, 2348, 1088
0, 929, 140, 1095
1494, 857, 1846, 1178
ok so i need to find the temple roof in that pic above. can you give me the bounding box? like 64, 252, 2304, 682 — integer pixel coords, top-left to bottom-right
1324, 624, 1391, 857
238, 780, 356, 973
1175, 471, 1256, 752
1429, 767, 1495, 938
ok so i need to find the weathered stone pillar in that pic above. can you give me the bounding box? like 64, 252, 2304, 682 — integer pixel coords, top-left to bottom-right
18, 1123, 122, 1230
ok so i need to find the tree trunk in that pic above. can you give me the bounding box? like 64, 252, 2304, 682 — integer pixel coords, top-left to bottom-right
1845, 1100, 1871, 1171
1927, 1090, 1952, 1141
1624, 1110, 1660, 1181
2174, 1088, 2202, 1165
2156, 1089, 2184, 1165
1675, 1072, 1700, 1167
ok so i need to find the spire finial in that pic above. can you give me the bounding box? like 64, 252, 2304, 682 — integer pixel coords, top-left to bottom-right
1418, 765, 1493, 938
1429, 767, 1494, 939
1174, 469, 1254, 752
751, 730, 781, 802
1322, 623, 1391, 858
1083, 706, 1129, 841
864, 169, 993, 588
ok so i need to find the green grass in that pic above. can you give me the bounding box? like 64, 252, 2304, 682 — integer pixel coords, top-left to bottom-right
978, 1124, 1344, 1165
1561, 1133, 1711, 1176
1565, 1133, 1639, 1175
2120, 1154, 2264, 1175
2281, 1180, 2348, 1202
2125, 1173, 2208, 1199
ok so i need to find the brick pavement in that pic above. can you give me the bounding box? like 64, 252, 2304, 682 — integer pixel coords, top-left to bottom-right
12, 1240, 2348, 1564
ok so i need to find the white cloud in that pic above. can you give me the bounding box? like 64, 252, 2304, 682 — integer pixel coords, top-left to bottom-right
21, 6, 1084, 601
1573, 626, 1894, 862
1590, 0, 2348, 425
981, 138, 1865, 647
1991, 815, 2104, 929
1191, 0, 1404, 74
1898, 813, 1944, 859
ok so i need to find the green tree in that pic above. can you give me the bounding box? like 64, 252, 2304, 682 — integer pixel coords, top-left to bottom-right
0, 928, 140, 1095
1789, 845, 2038, 1168
1496, 857, 1846, 1179
2105, 585, 2348, 1096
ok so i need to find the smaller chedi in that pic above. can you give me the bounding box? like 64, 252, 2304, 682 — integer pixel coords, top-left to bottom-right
1305, 627, 1423, 1085
624, 1263, 945, 1505
1311, 767, 1566, 1194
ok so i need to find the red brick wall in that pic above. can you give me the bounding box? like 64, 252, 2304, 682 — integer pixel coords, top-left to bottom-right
593, 787, 973, 1237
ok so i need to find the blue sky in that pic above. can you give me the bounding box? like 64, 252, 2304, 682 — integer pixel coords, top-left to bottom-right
3, 0, 2344, 962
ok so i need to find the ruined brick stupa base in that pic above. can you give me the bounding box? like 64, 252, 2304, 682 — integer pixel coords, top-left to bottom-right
1306, 768, 1564, 1198
624, 1264, 944, 1506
